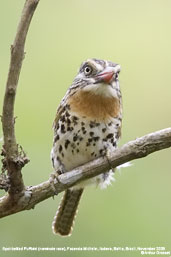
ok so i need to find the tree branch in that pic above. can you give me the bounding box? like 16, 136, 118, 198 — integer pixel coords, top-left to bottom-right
0, 128, 170, 218
1, 0, 40, 195
0, 1, 170, 229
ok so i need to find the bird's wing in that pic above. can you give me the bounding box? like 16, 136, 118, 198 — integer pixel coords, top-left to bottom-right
52, 90, 70, 130
53, 103, 64, 130
52, 84, 79, 129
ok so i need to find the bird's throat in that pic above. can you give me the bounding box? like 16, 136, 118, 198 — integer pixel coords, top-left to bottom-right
68, 90, 121, 121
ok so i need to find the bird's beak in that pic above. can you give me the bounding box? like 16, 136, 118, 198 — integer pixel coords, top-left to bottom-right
95, 65, 121, 84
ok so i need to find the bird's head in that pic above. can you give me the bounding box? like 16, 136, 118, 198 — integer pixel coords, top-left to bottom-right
73, 58, 121, 98
67, 58, 122, 121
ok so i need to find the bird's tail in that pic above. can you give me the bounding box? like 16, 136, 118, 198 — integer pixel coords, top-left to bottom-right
52, 188, 83, 236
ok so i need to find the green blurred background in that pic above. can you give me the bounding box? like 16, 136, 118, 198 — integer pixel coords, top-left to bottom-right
0, 0, 171, 256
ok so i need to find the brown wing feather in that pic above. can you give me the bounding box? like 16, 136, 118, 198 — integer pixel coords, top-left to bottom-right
53, 104, 64, 129
52, 87, 74, 129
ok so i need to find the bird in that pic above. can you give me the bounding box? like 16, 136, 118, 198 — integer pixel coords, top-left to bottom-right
51, 58, 122, 236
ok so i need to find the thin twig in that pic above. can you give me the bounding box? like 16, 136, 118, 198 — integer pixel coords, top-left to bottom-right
1, 0, 40, 195
0, 128, 170, 218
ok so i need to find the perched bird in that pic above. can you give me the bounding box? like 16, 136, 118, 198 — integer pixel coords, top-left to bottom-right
51, 58, 122, 236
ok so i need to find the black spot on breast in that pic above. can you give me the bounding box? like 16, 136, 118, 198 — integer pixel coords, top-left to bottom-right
73, 135, 78, 142
65, 139, 70, 149
90, 121, 100, 128
68, 127, 73, 131
102, 128, 106, 133
106, 133, 113, 139
57, 156, 61, 162
65, 111, 70, 117
81, 122, 85, 126
72, 116, 79, 125
73, 116, 78, 120
108, 122, 112, 126
56, 156, 61, 162
91, 152, 95, 156
80, 137, 83, 141
83, 130, 87, 135
59, 145, 62, 152
66, 118, 71, 125
99, 149, 104, 155
89, 131, 94, 137
89, 122, 94, 128
61, 124, 66, 133
71, 143, 76, 149
60, 115, 65, 122
54, 135, 59, 143
76, 149, 79, 153
88, 138, 93, 143
52, 157, 54, 167
93, 136, 100, 141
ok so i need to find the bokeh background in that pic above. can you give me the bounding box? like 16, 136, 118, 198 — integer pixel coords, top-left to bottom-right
0, 0, 171, 256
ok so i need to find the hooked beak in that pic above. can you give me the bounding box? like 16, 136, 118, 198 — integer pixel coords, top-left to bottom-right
95, 65, 121, 84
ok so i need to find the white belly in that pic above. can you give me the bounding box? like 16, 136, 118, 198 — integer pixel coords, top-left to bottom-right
51, 115, 120, 188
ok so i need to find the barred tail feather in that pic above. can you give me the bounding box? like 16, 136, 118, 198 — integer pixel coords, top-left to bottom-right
52, 188, 83, 236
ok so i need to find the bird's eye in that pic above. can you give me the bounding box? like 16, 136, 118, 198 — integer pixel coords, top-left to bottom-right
84, 65, 93, 76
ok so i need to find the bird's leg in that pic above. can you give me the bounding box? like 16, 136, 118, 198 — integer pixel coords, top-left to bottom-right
106, 151, 115, 173
50, 162, 67, 196
101, 148, 115, 173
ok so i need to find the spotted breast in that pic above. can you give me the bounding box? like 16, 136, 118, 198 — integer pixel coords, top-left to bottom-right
51, 58, 122, 236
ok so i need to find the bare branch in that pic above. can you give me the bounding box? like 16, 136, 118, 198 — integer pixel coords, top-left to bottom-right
1, 0, 40, 195
0, 128, 170, 218
0, 0, 170, 230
